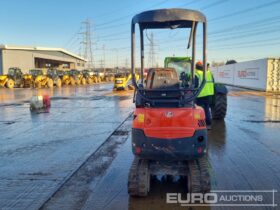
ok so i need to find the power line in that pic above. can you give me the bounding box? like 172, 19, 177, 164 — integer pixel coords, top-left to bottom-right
212, 36, 280, 48
64, 1, 280, 67
63, 26, 83, 49
94, 0, 227, 31
94, 0, 279, 37
66, 36, 81, 52
96, 30, 129, 39
147, 32, 157, 68
97, 0, 278, 41
80, 19, 94, 69
157, 27, 280, 51
155, 16, 280, 45
99, 59, 104, 68
161, 36, 280, 51
98, 37, 128, 42
206, 27, 280, 44
209, 0, 280, 22
91, 2, 137, 20
96, 22, 280, 58
210, 41, 280, 51
178, 0, 203, 7
124, 57, 129, 68
200, 0, 228, 10
95, 0, 170, 28
95, 23, 127, 31
209, 16, 280, 36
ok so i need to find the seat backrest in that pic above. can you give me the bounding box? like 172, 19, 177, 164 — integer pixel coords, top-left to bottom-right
146, 68, 179, 89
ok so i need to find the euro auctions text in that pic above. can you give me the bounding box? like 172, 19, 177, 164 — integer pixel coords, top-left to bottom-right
166, 190, 278, 207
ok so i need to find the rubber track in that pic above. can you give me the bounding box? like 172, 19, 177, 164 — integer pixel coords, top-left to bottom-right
128, 158, 150, 197
188, 160, 201, 193
188, 157, 211, 193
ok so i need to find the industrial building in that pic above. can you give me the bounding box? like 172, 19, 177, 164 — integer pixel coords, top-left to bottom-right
0, 45, 86, 74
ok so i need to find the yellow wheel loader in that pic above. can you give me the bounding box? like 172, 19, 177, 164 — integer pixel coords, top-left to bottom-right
47, 69, 62, 87
92, 72, 101, 84
0, 75, 15, 88
22, 73, 33, 88
62, 71, 73, 85
69, 69, 86, 85
81, 70, 98, 85
30, 69, 54, 88
0, 67, 31, 88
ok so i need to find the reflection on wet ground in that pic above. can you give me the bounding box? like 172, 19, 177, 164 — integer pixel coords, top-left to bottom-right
1, 86, 279, 210
0, 84, 112, 104
41, 87, 280, 210
0, 83, 136, 210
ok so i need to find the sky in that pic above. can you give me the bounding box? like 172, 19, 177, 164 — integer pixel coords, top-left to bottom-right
0, 0, 279, 68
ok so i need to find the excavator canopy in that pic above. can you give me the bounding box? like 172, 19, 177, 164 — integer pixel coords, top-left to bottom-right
132, 9, 206, 29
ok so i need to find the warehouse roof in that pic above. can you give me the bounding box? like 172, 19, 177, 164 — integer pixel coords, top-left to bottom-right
0, 44, 86, 61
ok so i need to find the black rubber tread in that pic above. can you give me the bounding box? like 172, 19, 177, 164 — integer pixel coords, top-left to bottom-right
188, 160, 201, 193
128, 157, 140, 196
212, 93, 227, 119
128, 157, 150, 197
138, 159, 150, 196
188, 157, 211, 193
197, 157, 211, 193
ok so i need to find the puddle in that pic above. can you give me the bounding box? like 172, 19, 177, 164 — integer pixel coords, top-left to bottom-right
92, 88, 109, 92
51, 96, 104, 101
20, 172, 52, 176
112, 130, 129, 136
0, 103, 23, 107
3, 121, 16, 125
243, 120, 280, 123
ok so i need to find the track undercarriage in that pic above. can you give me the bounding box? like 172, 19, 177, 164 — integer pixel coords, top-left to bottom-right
128, 156, 211, 196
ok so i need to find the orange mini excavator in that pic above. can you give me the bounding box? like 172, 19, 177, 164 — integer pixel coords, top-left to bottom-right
128, 9, 211, 196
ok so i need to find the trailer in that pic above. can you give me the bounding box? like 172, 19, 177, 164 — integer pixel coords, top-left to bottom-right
211, 58, 280, 92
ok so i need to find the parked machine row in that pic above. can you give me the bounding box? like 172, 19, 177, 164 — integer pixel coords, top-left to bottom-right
0, 68, 115, 89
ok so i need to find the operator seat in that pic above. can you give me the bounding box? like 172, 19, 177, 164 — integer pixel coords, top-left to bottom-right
133, 68, 184, 108
146, 68, 180, 89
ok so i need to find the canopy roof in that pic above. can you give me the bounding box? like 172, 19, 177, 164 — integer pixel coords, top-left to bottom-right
132, 8, 206, 29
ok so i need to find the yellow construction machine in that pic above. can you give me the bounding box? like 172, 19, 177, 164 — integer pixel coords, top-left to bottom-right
62, 71, 74, 85
113, 73, 139, 90
81, 70, 101, 84
0, 67, 33, 88
68, 69, 86, 85
31, 69, 54, 88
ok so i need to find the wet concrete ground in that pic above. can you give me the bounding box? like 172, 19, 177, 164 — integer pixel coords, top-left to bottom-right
0, 86, 280, 210
0, 83, 134, 210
